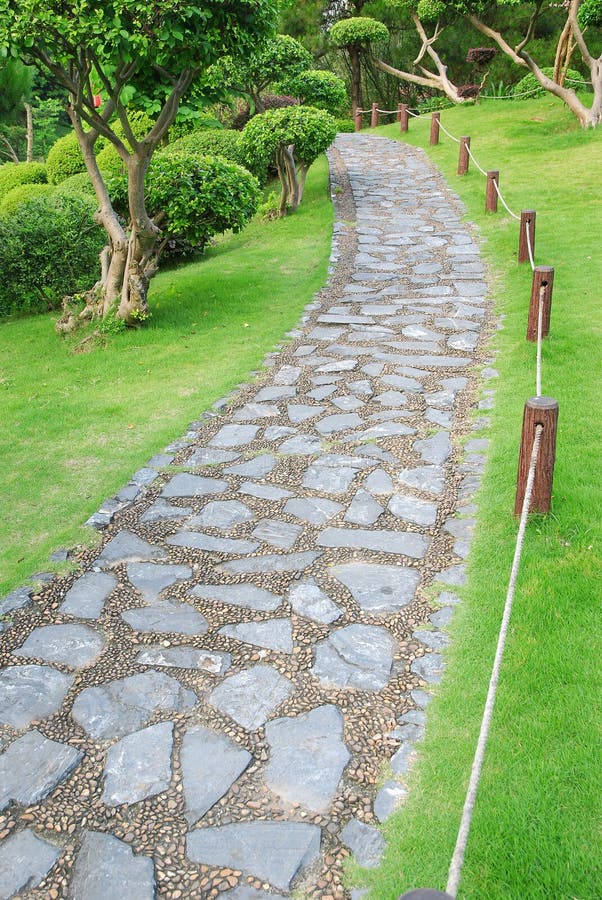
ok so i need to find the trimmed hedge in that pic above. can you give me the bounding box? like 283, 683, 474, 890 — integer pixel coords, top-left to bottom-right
0, 182, 53, 217
166, 128, 247, 168
0, 162, 47, 200
513, 67, 589, 98
0, 194, 104, 317
52, 172, 98, 200
46, 132, 86, 184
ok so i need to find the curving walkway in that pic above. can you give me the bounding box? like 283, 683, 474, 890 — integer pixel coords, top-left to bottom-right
0, 134, 493, 899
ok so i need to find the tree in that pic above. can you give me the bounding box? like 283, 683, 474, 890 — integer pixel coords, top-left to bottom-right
329, 16, 390, 112
0, 58, 34, 162
240, 105, 337, 214
0, 0, 278, 326
213, 34, 313, 113
280, 69, 348, 114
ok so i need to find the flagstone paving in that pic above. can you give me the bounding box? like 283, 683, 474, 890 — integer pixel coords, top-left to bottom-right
0, 133, 492, 898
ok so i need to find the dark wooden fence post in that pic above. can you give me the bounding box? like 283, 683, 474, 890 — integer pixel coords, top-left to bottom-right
527, 266, 554, 342
354, 111, 363, 131
430, 112, 440, 145
400, 104, 409, 133
518, 210, 536, 263
371, 102, 379, 128
458, 136, 470, 175
397, 103, 403, 121
485, 170, 499, 212
514, 396, 559, 516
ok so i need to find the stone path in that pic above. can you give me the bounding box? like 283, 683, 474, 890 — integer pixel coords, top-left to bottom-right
0, 134, 493, 899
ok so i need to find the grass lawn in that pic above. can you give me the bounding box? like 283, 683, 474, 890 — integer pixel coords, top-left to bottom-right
353, 98, 602, 898
0, 156, 333, 596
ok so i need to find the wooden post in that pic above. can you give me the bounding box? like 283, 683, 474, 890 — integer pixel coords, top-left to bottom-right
430, 112, 440, 145
397, 103, 403, 121
485, 170, 499, 212
514, 396, 559, 516
354, 111, 363, 132
458, 136, 470, 175
371, 102, 379, 128
518, 210, 536, 264
527, 266, 554, 342
400, 104, 409, 133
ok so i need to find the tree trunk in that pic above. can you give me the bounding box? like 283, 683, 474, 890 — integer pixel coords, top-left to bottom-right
350, 47, 362, 116
24, 102, 33, 162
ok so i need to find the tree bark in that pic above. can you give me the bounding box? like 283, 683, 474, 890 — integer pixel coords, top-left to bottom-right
24, 102, 33, 162
350, 47, 362, 115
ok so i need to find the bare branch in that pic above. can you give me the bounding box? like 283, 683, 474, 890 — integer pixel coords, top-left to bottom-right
568, 0, 595, 67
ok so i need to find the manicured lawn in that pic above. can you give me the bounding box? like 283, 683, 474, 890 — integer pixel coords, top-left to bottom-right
0, 156, 333, 596
354, 99, 602, 898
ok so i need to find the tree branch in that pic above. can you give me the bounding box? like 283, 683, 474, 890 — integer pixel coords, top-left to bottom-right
568, 0, 594, 67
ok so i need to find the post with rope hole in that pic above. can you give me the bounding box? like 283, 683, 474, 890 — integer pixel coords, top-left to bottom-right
458, 136, 471, 175
514, 396, 559, 516
485, 170, 499, 212
519, 210, 536, 263
430, 111, 440, 145
527, 266, 554, 341
400, 103, 409, 133
354, 110, 363, 132
371, 102, 379, 128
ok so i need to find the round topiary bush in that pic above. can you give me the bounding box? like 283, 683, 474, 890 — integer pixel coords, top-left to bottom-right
282, 70, 348, 115
0, 182, 53, 217
52, 172, 98, 200
145, 152, 260, 252
0, 193, 105, 317
329, 16, 389, 48
513, 67, 589, 98
0, 161, 48, 201
166, 129, 247, 168
45, 132, 87, 184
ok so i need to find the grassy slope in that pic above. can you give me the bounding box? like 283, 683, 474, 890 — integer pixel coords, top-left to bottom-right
0, 157, 333, 595
355, 99, 602, 898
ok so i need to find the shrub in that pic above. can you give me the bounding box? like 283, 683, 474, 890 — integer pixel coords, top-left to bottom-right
281, 70, 348, 115
166, 129, 246, 167
0, 161, 48, 201
52, 172, 98, 200
231, 93, 299, 130
95, 144, 127, 179
0, 194, 105, 317
45, 132, 86, 184
145, 152, 260, 252
0, 182, 53, 217
513, 67, 589, 98
335, 117, 355, 133
329, 16, 389, 48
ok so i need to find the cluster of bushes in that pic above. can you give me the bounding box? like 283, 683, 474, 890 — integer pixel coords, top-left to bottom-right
0, 46, 351, 320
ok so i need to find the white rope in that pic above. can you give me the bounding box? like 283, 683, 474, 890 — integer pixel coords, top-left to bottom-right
492, 177, 520, 220
438, 119, 461, 143
525, 216, 536, 270
376, 108, 399, 115
536, 285, 544, 398
446, 423, 544, 898
465, 143, 487, 176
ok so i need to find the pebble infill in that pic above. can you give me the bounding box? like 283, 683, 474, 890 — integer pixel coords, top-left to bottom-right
0, 133, 493, 898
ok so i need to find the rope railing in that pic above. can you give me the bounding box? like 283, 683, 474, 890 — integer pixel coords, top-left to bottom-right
445, 423, 544, 899
353, 99, 562, 900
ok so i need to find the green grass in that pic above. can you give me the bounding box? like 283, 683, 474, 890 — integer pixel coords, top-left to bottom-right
0, 156, 333, 595
354, 98, 602, 898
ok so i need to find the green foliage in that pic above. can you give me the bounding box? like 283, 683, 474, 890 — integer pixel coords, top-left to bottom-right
166, 128, 247, 168
145, 152, 260, 249
335, 117, 355, 133
417, 94, 455, 112
0, 161, 47, 199
0, 194, 104, 316
240, 105, 337, 175
52, 172, 98, 200
45, 131, 85, 184
214, 34, 312, 102
94, 144, 126, 180
329, 16, 389, 48
513, 67, 589, 98
0, 181, 53, 216
579, 0, 602, 27
281, 69, 348, 115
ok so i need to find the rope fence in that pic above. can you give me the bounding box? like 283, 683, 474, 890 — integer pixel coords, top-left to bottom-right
353, 101, 562, 900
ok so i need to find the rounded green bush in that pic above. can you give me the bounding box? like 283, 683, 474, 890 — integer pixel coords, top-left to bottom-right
0, 193, 105, 317
513, 67, 589, 98
282, 70, 348, 115
240, 105, 338, 181
52, 172, 98, 200
0, 162, 48, 201
95, 144, 127, 179
0, 182, 53, 217
166, 129, 246, 167
335, 117, 355, 133
329, 16, 389, 48
45, 132, 87, 184
146, 152, 260, 251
